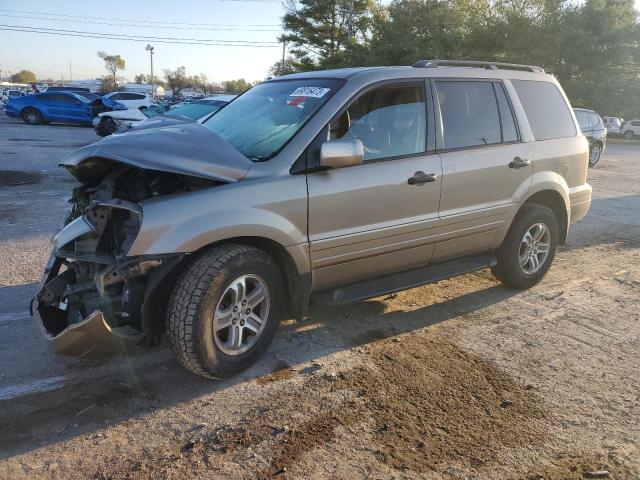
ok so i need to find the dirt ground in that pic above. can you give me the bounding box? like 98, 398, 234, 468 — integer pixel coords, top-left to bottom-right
0, 118, 638, 479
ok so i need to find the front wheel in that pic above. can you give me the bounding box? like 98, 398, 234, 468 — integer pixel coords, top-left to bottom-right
625, 130, 634, 140
492, 204, 559, 289
167, 244, 284, 378
589, 142, 602, 167
22, 108, 43, 125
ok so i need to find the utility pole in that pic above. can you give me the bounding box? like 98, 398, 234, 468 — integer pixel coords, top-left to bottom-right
281, 41, 286, 75
146, 44, 155, 100
69, 62, 72, 81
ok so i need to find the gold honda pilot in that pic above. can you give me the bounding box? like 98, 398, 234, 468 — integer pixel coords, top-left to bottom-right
33, 60, 592, 378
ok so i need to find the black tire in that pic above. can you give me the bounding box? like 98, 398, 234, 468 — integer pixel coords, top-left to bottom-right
167, 244, 284, 378
22, 108, 43, 125
589, 142, 602, 167
96, 117, 117, 137
624, 130, 634, 140
492, 204, 559, 290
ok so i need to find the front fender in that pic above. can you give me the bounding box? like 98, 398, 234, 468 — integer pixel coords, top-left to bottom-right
127, 175, 308, 261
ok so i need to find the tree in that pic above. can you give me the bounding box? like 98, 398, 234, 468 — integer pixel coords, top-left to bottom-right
280, 0, 381, 70
10, 70, 37, 83
268, 56, 298, 77
98, 51, 125, 85
134, 73, 147, 84
221, 79, 254, 93
98, 75, 118, 94
164, 66, 188, 97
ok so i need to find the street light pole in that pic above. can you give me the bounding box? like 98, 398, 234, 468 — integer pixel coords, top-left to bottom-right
145, 44, 155, 100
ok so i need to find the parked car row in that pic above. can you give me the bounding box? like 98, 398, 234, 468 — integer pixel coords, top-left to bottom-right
94, 95, 236, 136
4, 91, 128, 126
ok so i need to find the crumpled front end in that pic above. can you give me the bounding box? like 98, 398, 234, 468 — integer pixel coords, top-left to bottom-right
32, 158, 224, 359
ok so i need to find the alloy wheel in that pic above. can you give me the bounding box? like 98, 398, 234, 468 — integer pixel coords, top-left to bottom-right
211, 274, 270, 356
590, 144, 601, 165
518, 223, 551, 275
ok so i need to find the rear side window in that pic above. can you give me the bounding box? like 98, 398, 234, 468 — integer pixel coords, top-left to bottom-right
436, 81, 501, 149
512, 80, 576, 140
575, 110, 589, 130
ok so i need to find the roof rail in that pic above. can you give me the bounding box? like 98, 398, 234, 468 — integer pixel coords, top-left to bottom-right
412, 59, 545, 73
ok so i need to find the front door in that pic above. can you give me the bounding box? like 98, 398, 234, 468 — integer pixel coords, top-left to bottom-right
433, 79, 533, 261
307, 81, 442, 290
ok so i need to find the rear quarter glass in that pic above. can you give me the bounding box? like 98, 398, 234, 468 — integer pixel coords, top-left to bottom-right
512, 80, 576, 141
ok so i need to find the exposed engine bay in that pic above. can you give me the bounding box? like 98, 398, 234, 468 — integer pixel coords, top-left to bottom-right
34, 158, 220, 358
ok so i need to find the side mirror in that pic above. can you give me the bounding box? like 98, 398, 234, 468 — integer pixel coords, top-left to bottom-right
319, 138, 364, 169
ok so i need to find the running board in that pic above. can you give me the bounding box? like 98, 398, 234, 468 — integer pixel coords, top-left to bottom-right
313, 253, 496, 305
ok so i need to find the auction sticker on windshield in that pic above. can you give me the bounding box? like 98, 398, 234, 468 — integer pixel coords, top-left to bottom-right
289, 87, 330, 98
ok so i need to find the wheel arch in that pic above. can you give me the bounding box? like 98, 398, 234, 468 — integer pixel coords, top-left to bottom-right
142, 236, 310, 340
521, 189, 569, 244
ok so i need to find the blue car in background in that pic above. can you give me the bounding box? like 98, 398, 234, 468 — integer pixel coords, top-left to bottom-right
4, 91, 126, 126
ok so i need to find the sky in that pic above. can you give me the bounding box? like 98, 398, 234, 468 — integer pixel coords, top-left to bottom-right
0, 0, 285, 84
2, 0, 640, 84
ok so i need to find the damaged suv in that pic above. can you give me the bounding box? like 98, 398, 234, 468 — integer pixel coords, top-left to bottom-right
34, 60, 592, 378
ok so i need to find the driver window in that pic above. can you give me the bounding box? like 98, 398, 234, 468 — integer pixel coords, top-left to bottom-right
329, 83, 426, 162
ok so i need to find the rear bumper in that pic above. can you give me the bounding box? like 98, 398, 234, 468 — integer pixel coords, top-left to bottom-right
569, 183, 592, 225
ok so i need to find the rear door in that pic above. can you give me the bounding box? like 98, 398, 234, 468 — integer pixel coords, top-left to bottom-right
433, 79, 533, 261
307, 81, 443, 290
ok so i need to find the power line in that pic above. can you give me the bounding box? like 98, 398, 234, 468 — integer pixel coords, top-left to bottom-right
0, 13, 281, 32
0, 26, 281, 48
0, 24, 280, 45
0, 8, 281, 26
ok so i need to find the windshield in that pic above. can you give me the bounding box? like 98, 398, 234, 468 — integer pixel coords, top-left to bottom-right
166, 102, 222, 120
203, 79, 341, 160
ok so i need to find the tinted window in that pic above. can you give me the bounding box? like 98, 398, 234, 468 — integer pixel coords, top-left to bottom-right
512, 80, 576, 140
330, 83, 426, 161
589, 112, 601, 128
575, 110, 589, 130
436, 81, 500, 149
109, 93, 122, 100
496, 84, 519, 142
166, 103, 220, 120
50, 94, 77, 105
122, 93, 144, 100
632, 121, 640, 127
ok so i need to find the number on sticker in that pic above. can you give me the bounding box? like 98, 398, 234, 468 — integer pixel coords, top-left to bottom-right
289, 87, 330, 98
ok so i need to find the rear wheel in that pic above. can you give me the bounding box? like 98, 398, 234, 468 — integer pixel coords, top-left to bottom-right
492, 204, 559, 289
22, 108, 43, 125
625, 130, 634, 140
167, 244, 284, 378
589, 142, 602, 167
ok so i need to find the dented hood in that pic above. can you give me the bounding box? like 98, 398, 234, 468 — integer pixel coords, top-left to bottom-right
61, 121, 252, 183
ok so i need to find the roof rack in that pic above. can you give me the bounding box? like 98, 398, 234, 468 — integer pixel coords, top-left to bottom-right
412, 59, 545, 73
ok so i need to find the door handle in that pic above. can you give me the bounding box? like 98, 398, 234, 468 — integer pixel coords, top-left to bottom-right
509, 157, 531, 169
408, 171, 438, 185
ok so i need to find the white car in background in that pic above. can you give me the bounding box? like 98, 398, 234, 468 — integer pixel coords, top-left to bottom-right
102, 91, 153, 109
621, 119, 640, 140
94, 95, 236, 137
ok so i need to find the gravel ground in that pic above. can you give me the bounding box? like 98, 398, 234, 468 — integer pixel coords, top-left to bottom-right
0, 115, 638, 479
